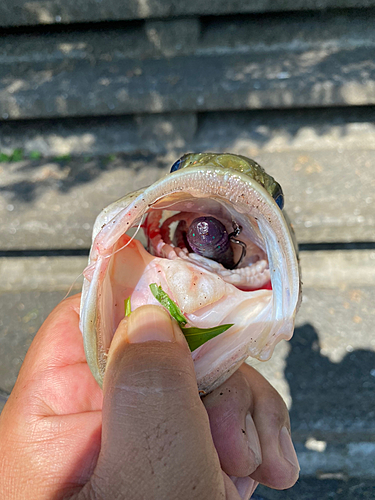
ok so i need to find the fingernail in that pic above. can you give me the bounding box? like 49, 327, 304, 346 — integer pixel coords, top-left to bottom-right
230, 476, 257, 500
279, 426, 300, 471
127, 305, 176, 343
245, 412, 262, 467
249, 480, 259, 499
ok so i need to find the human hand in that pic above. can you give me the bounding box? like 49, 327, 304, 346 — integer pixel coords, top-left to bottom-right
0, 295, 299, 499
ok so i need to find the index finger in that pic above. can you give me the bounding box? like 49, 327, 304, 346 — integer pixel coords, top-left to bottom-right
18, 294, 85, 378
8, 294, 103, 417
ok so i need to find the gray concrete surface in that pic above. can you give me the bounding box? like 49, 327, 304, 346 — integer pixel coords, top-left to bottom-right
1, 0, 375, 27
255, 284, 375, 440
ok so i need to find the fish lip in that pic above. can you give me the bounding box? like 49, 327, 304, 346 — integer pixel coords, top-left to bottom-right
81, 165, 301, 390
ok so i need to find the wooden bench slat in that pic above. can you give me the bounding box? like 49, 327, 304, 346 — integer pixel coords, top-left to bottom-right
1, 107, 375, 157
2, 11, 374, 64
0, 149, 374, 250
2, 1, 375, 27
1, 49, 374, 119
0, 13, 375, 119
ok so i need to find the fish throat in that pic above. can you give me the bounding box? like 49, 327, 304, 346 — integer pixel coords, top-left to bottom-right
145, 201, 270, 291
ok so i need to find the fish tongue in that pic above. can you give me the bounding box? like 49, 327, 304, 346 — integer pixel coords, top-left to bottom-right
130, 257, 227, 314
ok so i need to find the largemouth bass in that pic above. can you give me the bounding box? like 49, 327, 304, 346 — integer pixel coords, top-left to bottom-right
80, 153, 301, 394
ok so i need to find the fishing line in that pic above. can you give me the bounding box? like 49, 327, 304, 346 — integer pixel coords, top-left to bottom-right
63, 214, 146, 300
104, 213, 145, 260
149, 198, 194, 211
63, 270, 84, 300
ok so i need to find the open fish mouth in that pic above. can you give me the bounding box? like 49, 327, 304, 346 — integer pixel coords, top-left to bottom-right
80, 153, 301, 394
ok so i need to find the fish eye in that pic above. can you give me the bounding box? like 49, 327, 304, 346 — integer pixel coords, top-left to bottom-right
170, 157, 184, 172
170, 154, 190, 173
170, 153, 195, 173
274, 192, 284, 210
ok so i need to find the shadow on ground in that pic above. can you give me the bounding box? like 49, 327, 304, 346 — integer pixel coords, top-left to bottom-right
0, 152, 164, 204
286, 324, 375, 438
255, 323, 375, 499
256, 477, 375, 500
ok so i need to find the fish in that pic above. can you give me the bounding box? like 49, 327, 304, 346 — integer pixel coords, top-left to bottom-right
80, 153, 301, 394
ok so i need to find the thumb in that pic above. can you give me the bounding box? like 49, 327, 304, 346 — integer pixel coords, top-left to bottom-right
84, 305, 225, 500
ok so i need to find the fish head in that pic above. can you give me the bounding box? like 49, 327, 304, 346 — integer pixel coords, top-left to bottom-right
80, 153, 301, 394
171, 153, 284, 208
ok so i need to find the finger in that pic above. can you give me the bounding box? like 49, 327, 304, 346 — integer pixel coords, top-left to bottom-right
222, 472, 242, 500
18, 294, 85, 379
241, 364, 300, 490
203, 363, 299, 491
230, 476, 259, 500
203, 369, 262, 477
8, 294, 102, 416
3, 292, 101, 435
85, 305, 226, 500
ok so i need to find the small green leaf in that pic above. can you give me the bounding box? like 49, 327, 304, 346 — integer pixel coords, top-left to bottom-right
149, 283, 187, 327
10, 149, 24, 161
55, 154, 71, 162
29, 151, 42, 160
149, 283, 234, 351
124, 297, 132, 317
181, 324, 234, 351
0, 152, 9, 162
103, 154, 116, 165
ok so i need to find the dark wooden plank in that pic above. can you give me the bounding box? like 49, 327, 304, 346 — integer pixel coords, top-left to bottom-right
0, 106, 374, 158
2, 11, 374, 65
257, 479, 375, 499
0, 13, 375, 120
1, 0, 375, 27
0, 113, 198, 157
1, 48, 374, 119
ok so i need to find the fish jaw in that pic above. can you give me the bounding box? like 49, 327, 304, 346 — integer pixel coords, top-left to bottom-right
80, 164, 301, 392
